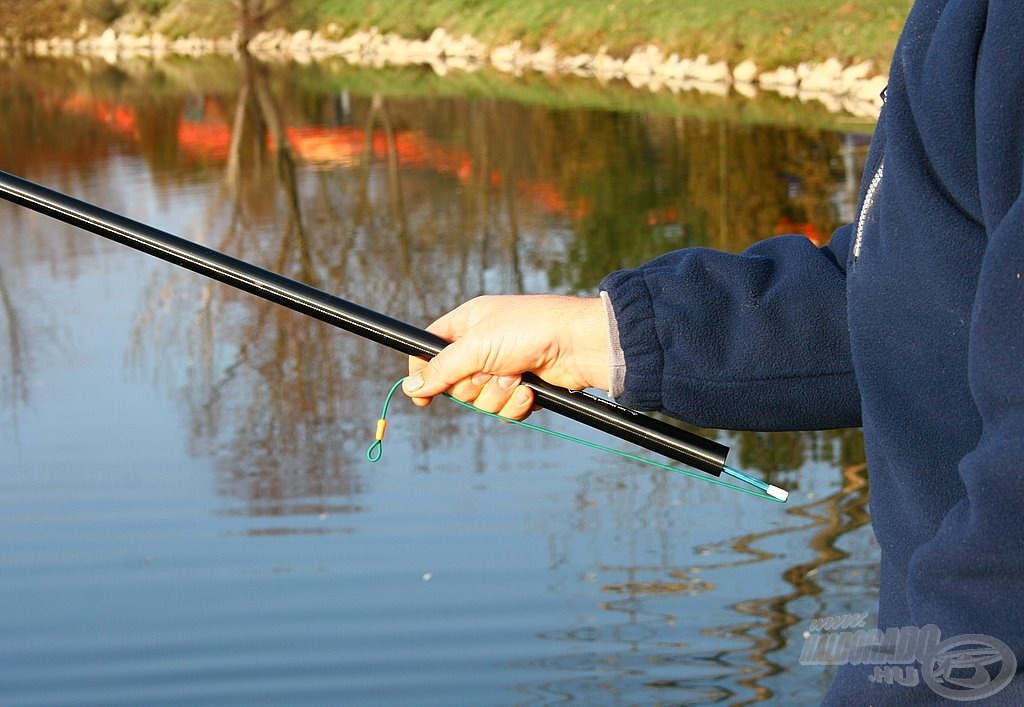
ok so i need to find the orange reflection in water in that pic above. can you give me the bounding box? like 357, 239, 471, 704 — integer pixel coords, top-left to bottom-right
774, 216, 824, 246
55, 94, 594, 221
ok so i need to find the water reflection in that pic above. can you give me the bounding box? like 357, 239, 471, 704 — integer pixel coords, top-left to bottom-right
0, 54, 873, 703
714, 458, 872, 705
0, 259, 29, 418
523, 430, 869, 704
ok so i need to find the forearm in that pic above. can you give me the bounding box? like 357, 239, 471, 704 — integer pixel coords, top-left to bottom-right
600, 228, 862, 431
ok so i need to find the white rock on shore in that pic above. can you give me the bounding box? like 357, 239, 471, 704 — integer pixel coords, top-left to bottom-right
8, 26, 887, 119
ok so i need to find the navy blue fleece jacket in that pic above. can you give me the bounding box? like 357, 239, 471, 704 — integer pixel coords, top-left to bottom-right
601, 1, 1024, 703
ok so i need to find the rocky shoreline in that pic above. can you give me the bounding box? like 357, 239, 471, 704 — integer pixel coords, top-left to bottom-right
6, 26, 888, 119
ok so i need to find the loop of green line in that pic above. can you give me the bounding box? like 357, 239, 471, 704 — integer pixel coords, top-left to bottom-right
368, 377, 784, 502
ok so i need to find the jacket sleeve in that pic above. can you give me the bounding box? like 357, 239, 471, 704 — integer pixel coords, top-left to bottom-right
600, 224, 861, 431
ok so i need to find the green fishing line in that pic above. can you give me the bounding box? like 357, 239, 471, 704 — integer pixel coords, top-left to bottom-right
368, 377, 785, 503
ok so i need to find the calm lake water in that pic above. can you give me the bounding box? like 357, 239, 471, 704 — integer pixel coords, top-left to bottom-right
1, 55, 875, 705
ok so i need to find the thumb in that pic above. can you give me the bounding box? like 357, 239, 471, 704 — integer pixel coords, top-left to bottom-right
402, 338, 481, 398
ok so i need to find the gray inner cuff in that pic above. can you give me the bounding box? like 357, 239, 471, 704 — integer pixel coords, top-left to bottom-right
600, 291, 626, 398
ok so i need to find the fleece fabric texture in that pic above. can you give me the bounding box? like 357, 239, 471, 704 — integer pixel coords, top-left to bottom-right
601, 0, 1024, 703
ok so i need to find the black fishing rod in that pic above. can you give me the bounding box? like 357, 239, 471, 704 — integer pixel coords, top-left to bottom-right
0, 169, 785, 499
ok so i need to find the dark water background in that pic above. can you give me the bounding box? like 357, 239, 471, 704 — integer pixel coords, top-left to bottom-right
1, 55, 875, 705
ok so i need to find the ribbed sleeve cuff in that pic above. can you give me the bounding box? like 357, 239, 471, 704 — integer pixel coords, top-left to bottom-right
599, 270, 665, 411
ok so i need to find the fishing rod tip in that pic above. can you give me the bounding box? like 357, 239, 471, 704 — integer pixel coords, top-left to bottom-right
766, 485, 789, 502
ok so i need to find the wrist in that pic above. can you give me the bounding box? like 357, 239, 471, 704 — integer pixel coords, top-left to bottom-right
567, 297, 611, 391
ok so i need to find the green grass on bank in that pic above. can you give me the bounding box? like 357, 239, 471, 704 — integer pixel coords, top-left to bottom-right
297, 0, 912, 72
2, 0, 913, 75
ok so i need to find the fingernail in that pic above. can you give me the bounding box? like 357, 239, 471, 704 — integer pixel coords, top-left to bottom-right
472, 372, 492, 386
498, 375, 518, 389
514, 385, 531, 406
404, 373, 424, 392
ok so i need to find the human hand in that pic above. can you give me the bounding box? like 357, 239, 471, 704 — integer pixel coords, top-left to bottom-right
403, 295, 610, 420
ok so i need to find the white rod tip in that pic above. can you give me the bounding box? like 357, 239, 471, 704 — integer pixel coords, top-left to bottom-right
767, 485, 789, 502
